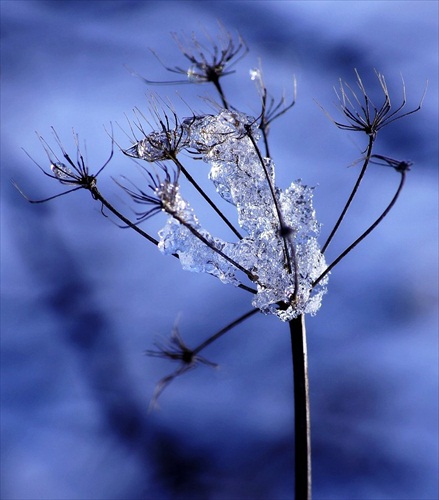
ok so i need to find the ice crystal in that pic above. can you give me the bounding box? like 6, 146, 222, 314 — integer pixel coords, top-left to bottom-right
157, 180, 199, 227
124, 129, 189, 162
157, 109, 328, 320
137, 135, 171, 161
51, 162, 73, 181
249, 68, 261, 81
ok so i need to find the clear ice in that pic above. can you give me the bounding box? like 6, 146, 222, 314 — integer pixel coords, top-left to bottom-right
125, 129, 189, 162
51, 162, 73, 181
155, 109, 328, 320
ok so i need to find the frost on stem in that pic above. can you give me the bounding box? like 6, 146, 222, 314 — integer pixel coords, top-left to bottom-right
156, 109, 328, 320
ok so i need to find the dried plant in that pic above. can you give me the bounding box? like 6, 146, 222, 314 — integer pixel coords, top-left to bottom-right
16, 24, 424, 500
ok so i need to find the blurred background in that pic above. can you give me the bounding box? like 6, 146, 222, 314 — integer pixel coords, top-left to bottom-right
1, 1, 437, 499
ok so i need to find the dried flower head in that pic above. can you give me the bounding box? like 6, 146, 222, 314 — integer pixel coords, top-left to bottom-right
114, 163, 179, 223
172, 24, 248, 84
145, 23, 248, 86
250, 64, 297, 156
15, 128, 112, 203
131, 24, 248, 109
324, 69, 425, 140
369, 154, 413, 173
146, 325, 217, 409
122, 101, 190, 162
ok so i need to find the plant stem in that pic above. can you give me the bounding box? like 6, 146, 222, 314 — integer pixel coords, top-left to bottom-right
247, 132, 296, 280
91, 185, 160, 246
212, 78, 229, 109
173, 158, 243, 239
313, 169, 406, 288
193, 308, 258, 355
289, 314, 311, 500
321, 136, 374, 254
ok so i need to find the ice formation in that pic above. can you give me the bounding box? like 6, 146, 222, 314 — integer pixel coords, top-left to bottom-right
51, 162, 72, 181
154, 109, 328, 320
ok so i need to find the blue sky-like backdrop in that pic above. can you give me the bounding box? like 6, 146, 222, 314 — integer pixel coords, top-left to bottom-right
1, 1, 438, 499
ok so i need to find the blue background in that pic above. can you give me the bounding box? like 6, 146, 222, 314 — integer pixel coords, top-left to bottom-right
1, 1, 438, 499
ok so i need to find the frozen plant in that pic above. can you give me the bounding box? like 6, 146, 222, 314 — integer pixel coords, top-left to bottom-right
148, 108, 329, 321
16, 24, 425, 500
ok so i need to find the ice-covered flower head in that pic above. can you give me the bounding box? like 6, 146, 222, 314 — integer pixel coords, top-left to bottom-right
155, 108, 328, 321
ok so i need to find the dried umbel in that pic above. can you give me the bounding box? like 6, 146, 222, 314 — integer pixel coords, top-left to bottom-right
17, 27, 423, 326
18, 25, 424, 497
330, 69, 424, 139
15, 128, 111, 203
122, 106, 190, 162
135, 23, 248, 109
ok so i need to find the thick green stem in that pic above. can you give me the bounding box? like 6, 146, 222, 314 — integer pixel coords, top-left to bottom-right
289, 314, 311, 500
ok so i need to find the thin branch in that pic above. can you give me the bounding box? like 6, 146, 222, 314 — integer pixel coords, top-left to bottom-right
315, 165, 408, 287
172, 156, 243, 239
212, 79, 229, 109
90, 185, 159, 246
171, 211, 258, 284
193, 308, 259, 355
322, 136, 375, 254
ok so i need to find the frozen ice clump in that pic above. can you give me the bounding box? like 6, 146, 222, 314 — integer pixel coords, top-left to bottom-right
159, 217, 244, 287
157, 109, 328, 320
157, 185, 245, 286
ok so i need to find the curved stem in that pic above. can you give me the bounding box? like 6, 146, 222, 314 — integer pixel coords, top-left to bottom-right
322, 137, 375, 254
290, 314, 311, 500
314, 170, 406, 287
261, 128, 270, 159
259, 90, 271, 159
